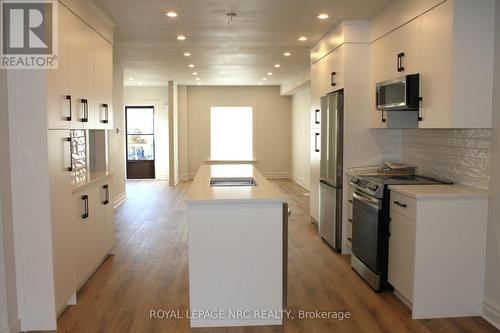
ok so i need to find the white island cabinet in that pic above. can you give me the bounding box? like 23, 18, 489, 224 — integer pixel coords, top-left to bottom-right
186, 165, 288, 328
388, 185, 489, 319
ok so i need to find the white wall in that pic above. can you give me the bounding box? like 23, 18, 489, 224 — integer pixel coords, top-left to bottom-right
109, 66, 126, 205
177, 86, 188, 180
123, 86, 169, 180
0, 69, 20, 333
483, 0, 500, 328
7, 70, 56, 330
291, 87, 311, 190
184, 86, 292, 178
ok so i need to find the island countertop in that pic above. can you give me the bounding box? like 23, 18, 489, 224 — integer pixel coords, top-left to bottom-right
186, 164, 286, 204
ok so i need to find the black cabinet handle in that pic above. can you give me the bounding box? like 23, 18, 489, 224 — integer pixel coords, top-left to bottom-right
397, 52, 405, 72
103, 184, 109, 205
394, 201, 408, 208
101, 103, 109, 124
64, 95, 72, 121
64, 137, 72, 171
314, 133, 320, 152
348, 199, 353, 204
418, 97, 423, 121
381, 110, 387, 123
348, 218, 353, 223
331, 72, 336, 86
82, 195, 89, 219
314, 109, 320, 124
80, 99, 88, 122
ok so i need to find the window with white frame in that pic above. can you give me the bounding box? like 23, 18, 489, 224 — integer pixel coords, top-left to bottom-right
210, 107, 253, 161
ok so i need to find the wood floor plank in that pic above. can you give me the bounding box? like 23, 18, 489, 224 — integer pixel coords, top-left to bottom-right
43, 179, 498, 333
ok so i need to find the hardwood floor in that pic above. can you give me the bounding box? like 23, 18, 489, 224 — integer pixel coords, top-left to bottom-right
51, 179, 498, 333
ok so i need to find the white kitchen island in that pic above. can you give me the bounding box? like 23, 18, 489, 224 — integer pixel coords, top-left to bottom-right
186, 164, 288, 328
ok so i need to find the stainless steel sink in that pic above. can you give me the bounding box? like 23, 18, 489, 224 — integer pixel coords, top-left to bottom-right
210, 177, 258, 187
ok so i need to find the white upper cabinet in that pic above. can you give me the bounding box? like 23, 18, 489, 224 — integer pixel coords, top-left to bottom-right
419, 0, 494, 128
47, 6, 72, 130
92, 34, 113, 129
370, 18, 421, 128
47, 6, 113, 130
369, 0, 495, 129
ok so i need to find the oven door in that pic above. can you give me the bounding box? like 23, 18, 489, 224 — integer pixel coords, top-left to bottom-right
352, 191, 382, 273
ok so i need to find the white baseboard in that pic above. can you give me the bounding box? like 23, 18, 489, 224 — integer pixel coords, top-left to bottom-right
261, 172, 291, 179
483, 300, 500, 330
113, 191, 127, 209
291, 177, 311, 191
0, 319, 21, 333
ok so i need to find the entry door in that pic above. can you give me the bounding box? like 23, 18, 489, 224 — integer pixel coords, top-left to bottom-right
126, 106, 155, 179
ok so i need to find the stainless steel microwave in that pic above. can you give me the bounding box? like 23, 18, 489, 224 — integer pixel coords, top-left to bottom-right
376, 74, 420, 111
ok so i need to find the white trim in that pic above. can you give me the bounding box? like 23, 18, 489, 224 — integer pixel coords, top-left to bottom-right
291, 177, 311, 192
483, 300, 500, 330
155, 173, 169, 181
260, 172, 291, 179
0, 319, 21, 333
113, 191, 127, 209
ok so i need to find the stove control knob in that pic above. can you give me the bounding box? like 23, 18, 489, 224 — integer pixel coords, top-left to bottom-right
352, 177, 360, 184
369, 184, 378, 192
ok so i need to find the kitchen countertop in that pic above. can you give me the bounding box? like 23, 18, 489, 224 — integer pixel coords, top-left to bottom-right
186, 164, 286, 204
72, 171, 114, 193
389, 184, 489, 199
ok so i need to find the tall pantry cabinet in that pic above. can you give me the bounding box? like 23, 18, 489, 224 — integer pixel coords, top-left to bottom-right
310, 22, 373, 252
47, 3, 115, 315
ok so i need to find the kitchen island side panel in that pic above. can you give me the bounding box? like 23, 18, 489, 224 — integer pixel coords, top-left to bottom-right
187, 202, 283, 328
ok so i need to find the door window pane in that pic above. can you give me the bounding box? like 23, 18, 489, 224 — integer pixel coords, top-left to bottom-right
126, 107, 154, 134
127, 135, 154, 160
210, 107, 253, 161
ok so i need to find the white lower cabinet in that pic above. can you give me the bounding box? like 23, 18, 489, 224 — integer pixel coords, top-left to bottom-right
388, 211, 415, 303
73, 177, 115, 289
388, 187, 488, 319
48, 130, 76, 313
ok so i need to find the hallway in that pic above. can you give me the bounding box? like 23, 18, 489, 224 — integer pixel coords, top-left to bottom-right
52, 180, 497, 332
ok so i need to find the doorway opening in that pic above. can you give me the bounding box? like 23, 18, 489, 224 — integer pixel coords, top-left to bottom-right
126, 106, 155, 179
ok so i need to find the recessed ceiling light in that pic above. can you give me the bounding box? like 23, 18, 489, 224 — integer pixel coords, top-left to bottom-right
283, 52, 291, 57
262, 78, 267, 81
317, 13, 329, 19
267, 72, 273, 76
192, 72, 198, 75
195, 77, 201, 81
274, 64, 281, 68
184, 52, 191, 57
128, 77, 134, 81
138, 82, 143, 86
166, 11, 178, 17
197, 82, 202, 85
298, 36, 307, 41
258, 82, 263, 85
188, 64, 195, 68
177, 35, 186, 40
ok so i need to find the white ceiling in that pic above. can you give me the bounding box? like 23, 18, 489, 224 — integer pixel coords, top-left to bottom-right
92, 0, 394, 87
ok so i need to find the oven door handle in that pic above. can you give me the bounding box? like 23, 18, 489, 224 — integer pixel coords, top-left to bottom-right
353, 192, 381, 210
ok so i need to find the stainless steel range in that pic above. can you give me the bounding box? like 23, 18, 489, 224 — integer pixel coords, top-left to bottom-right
349, 175, 449, 291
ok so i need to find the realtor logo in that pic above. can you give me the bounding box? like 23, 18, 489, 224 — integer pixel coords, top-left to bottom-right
1, 0, 58, 68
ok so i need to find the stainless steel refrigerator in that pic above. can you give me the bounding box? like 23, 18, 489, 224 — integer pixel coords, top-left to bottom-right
319, 89, 344, 252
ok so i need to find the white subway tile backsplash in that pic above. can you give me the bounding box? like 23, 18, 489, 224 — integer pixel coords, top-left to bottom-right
401, 129, 491, 189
